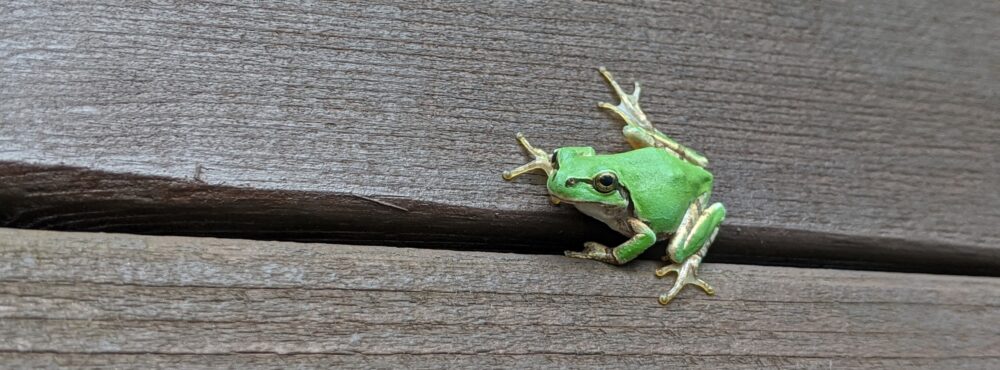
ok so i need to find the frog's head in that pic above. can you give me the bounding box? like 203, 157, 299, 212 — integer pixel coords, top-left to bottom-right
502, 134, 629, 208
546, 147, 630, 208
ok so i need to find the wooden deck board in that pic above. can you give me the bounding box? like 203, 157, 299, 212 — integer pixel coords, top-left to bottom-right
2, 1, 999, 271
1, 228, 998, 368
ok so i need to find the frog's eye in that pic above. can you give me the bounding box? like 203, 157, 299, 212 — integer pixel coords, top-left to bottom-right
550, 150, 559, 170
592, 172, 618, 193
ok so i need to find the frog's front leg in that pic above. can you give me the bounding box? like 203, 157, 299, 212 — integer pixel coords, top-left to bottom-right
502, 133, 554, 179
565, 218, 655, 265
656, 196, 726, 305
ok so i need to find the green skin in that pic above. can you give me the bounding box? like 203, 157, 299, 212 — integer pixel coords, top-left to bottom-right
503, 68, 726, 305
551, 146, 715, 262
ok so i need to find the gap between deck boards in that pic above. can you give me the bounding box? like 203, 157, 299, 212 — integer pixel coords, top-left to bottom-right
2, 162, 998, 277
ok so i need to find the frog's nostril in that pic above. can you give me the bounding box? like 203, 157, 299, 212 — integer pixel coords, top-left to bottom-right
566, 178, 577, 187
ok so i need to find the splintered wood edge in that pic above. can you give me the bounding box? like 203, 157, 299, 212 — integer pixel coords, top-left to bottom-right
1, 228, 998, 369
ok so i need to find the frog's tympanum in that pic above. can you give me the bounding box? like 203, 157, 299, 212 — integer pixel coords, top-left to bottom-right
503, 68, 726, 305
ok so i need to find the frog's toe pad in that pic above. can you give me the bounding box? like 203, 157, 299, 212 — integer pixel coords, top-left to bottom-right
655, 263, 681, 277
693, 279, 716, 295
657, 259, 715, 304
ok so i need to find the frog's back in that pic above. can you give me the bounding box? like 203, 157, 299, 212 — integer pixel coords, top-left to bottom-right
611, 147, 713, 234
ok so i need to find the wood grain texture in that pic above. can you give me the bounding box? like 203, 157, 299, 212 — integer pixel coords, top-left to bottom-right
2, 354, 998, 370
1, 228, 999, 369
2, 1, 1000, 268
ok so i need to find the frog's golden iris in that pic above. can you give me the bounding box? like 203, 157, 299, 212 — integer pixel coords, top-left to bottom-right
593, 172, 618, 193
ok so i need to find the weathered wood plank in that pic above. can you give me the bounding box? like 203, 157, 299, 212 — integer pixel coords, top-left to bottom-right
5, 353, 997, 370
2, 1, 999, 269
1, 228, 998, 368
2, 354, 998, 370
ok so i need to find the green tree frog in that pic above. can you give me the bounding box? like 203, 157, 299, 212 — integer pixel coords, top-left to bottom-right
502, 68, 726, 305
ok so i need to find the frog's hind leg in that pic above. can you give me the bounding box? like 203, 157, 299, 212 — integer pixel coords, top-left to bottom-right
655, 196, 726, 305
597, 67, 709, 167
622, 125, 658, 150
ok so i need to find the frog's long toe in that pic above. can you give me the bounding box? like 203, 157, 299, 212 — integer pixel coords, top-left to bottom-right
654, 263, 680, 277
502, 133, 554, 180
656, 256, 715, 305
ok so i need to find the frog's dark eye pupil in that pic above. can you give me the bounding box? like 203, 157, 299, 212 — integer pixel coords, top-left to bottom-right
599, 175, 614, 186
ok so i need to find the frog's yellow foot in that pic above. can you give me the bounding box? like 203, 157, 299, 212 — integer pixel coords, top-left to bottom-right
502, 133, 555, 180
597, 67, 654, 132
565, 241, 619, 265
655, 255, 715, 305
596, 67, 709, 167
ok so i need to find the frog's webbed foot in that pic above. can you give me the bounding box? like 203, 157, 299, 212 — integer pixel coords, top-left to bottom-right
598, 67, 655, 133
597, 67, 709, 168
655, 254, 715, 305
502, 133, 554, 180
564, 241, 618, 265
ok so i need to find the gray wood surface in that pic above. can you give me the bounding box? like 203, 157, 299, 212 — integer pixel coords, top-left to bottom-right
2, 1, 1000, 271
1, 228, 999, 369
